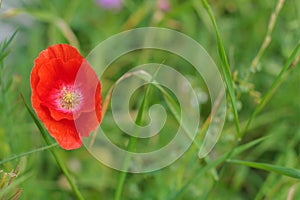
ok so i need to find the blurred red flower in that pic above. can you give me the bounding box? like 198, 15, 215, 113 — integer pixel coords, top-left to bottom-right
30, 44, 102, 150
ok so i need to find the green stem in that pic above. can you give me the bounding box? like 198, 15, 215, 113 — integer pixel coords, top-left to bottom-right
242, 41, 300, 136
50, 148, 84, 200
114, 76, 154, 200
22, 96, 84, 200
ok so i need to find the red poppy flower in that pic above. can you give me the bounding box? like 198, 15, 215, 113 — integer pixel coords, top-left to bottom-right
30, 44, 102, 150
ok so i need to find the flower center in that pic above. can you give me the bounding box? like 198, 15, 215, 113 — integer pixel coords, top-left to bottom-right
57, 86, 82, 111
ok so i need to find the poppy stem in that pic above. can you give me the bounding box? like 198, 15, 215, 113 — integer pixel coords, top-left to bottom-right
50, 148, 85, 200
22, 95, 85, 200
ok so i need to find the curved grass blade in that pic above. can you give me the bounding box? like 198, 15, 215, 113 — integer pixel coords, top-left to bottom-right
198, 0, 240, 137
0, 143, 58, 166
228, 159, 300, 179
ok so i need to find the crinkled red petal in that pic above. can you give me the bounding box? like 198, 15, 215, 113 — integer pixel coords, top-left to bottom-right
76, 83, 102, 137
30, 44, 102, 150
31, 92, 82, 150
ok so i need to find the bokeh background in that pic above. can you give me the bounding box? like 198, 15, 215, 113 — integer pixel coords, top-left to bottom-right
0, 0, 299, 199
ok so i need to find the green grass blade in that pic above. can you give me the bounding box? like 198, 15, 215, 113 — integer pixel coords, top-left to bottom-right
0, 30, 17, 62
1, 30, 17, 50
0, 30, 17, 52
228, 159, 300, 179
232, 136, 270, 156
160, 85, 200, 145
0, 143, 58, 165
199, 0, 240, 137
243, 41, 300, 135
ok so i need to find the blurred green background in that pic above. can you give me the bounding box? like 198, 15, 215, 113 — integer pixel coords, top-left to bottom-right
0, 0, 299, 199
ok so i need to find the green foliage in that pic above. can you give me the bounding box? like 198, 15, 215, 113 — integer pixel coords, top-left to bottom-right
0, 0, 299, 199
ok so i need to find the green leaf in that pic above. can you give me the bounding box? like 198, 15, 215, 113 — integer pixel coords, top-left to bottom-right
228, 159, 300, 179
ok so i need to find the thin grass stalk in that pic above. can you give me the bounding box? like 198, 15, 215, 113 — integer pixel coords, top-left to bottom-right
200, 0, 240, 137
114, 73, 155, 200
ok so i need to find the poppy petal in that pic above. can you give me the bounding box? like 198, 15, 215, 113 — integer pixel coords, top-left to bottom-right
30, 44, 102, 150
